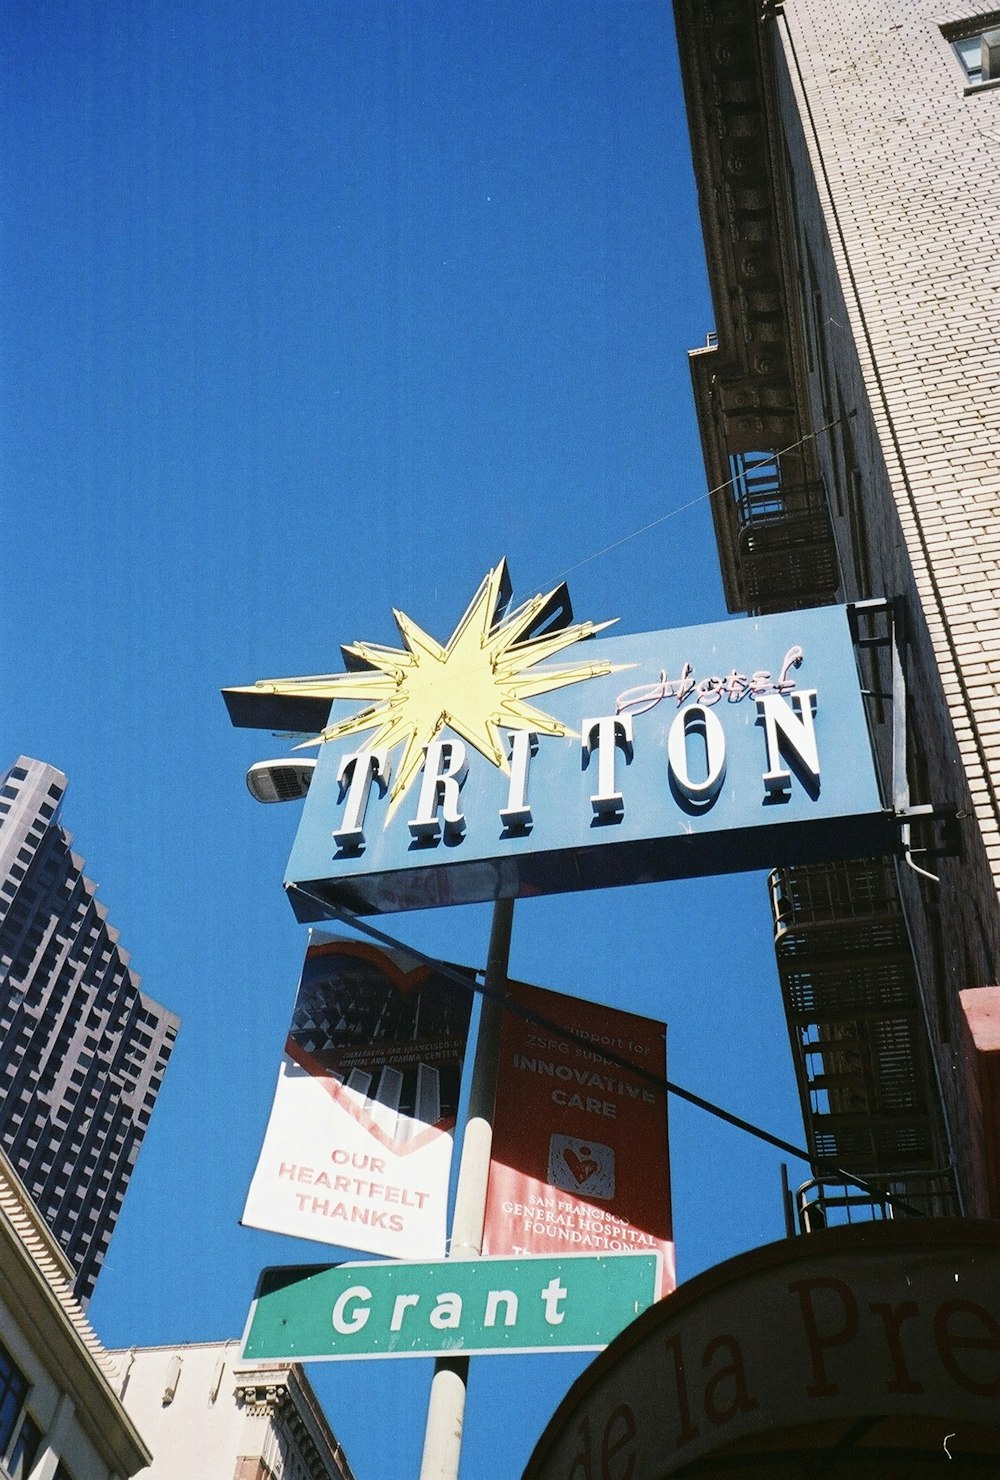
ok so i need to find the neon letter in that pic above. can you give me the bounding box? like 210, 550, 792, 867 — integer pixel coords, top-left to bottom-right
667, 704, 726, 807
333, 749, 390, 848
408, 739, 469, 841
756, 690, 820, 798
583, 715, 633, 816
500, 729, 537, 830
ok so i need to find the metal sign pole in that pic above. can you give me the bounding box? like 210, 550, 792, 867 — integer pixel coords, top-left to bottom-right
418, 896, 514, 1480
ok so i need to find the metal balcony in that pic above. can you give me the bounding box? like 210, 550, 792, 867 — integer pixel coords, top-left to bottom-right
792, 1168, 959, 1231
769, 860, 956, 1202
728, 453, 839, 612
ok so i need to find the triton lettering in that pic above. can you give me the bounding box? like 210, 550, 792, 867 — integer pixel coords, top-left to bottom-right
232, 577, 891, 917
329, 686, 822, 852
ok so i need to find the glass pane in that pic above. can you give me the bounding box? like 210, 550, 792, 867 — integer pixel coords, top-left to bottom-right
0, 1387, 23, 1451
7, 1413, 42, 1480
953, 34, 983, 80
0, 1341, 28, 1452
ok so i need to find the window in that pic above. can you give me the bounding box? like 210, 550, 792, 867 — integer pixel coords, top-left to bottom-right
0, 1340, 29, 1454
6, 1412, 42, 1479
729, 450, 785, 524
947, 20, 1000, 83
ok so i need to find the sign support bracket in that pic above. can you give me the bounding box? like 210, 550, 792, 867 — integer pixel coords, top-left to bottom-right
848, 597, 957, 878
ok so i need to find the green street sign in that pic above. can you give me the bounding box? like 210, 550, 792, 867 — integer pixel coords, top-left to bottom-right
242, 1253, 660, 1361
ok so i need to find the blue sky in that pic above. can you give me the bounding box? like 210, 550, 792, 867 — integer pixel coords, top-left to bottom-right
2, 4, 805, 1476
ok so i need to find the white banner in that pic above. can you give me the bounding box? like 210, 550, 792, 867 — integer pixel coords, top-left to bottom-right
243, 934, 473, 1260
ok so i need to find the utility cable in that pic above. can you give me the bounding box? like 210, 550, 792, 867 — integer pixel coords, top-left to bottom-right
286, 882, 927, 1218
536, 413, 844, 592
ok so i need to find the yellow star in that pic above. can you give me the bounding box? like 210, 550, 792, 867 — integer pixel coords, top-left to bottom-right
236, 560, 626, 818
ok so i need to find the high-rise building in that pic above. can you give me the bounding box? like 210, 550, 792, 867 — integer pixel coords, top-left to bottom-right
0, 755, 179, 1302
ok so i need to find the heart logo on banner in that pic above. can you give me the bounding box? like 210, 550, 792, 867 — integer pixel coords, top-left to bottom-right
548, 1134, 616, 1199
563, 1145, 600, 1185
309, 937, 432, 996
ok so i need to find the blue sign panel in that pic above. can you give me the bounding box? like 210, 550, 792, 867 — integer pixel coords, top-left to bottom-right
285, 606, 890, 919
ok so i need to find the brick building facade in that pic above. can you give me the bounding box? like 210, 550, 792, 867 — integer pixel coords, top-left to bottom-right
673, 0, 1000, 1218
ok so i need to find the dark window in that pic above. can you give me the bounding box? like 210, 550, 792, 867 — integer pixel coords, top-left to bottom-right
0, 1340, 29, 1453
7, 1411, 42, 1478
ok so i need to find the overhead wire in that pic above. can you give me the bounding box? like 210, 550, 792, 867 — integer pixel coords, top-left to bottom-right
286, 883, 927, 1219
281, 405, 930, 1224
535, 412, 844, 592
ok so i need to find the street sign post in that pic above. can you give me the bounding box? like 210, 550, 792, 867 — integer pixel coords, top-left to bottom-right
242, 1252, 661, 1362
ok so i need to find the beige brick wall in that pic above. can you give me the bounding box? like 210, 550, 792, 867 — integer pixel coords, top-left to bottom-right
768, 0, 1000, 1198
776, 0, 1000, 867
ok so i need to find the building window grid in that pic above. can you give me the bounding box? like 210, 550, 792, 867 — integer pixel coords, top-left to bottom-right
0, 763, 176, 1299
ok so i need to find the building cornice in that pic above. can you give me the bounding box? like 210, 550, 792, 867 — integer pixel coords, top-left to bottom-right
235, 1362, 355, 1480
0, 1152, 151, 1476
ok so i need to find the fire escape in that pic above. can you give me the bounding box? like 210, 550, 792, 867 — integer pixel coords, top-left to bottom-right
674, 0, 959, 1229
770, 858, 955, 1224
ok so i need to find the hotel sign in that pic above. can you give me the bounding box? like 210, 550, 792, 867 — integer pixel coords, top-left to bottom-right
224, 564, 891, 918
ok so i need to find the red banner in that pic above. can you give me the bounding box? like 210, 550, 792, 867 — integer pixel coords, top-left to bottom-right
482, 980, 674, 1297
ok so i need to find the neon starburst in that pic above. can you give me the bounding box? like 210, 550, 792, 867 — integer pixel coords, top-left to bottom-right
237, 561, 625, 818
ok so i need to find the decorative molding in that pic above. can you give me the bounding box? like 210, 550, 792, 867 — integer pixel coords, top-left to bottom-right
233, 1364, 354, 1479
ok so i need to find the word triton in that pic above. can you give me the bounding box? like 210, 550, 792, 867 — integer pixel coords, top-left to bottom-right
331, 685, 819, 848
285, 606, 890, 917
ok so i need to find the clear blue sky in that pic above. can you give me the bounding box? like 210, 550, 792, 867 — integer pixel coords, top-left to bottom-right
2, 4, 805, 1476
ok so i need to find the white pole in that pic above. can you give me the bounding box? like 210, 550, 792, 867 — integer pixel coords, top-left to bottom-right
418, 896, 514, 1480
